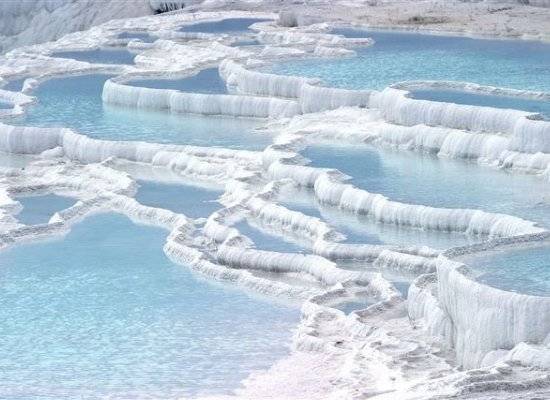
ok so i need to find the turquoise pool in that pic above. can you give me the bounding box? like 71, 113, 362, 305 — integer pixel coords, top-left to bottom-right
0, 213, 299, 398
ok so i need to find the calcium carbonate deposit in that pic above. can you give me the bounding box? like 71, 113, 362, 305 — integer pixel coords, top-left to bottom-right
0, 1, 549, 399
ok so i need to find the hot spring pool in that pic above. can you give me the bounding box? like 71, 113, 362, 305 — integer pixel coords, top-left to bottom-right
0, 213, 299, 398
462, 244, 550, 297
302, 144, 550, 230
269, 29, 550, 92
410, 89, 550, 120
127, 67, 227, 94
179, 18, 272, 34
16, 74, 271, 149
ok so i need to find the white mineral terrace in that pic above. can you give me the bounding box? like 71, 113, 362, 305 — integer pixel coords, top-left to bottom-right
0, 4, 549, 400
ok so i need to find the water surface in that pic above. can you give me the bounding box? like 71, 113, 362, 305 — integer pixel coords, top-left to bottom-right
411, 89, 550, 119
17, 74, 270, 149
128, 68, 227, 94
118, 32, 156, 43
0, 213, 299, 398
180, 18, 271, 33
234, 220, 306, 253
269, 29, 550, 91
51, 49, 137, 65
16, 194, 76, 225
303, 144, 550, 228
464, 244, 550, 296
135, 180, 222, 218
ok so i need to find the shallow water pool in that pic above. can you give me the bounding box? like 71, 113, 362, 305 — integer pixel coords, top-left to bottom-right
17, 74, 271, 149
234, 220, 307, 253
0, 213, 299, 398
118, 32, 156, 43
303, 144, 550, 229
410, 89, 550, 120
463, 244, 550, 296
51, 48, 137, 65
135, 180, 222, 218
2, 77, 26, 92
279, 188, 474, 250
128, 68, 227, 94
269, 29, 550, 92
180, 18, 271, 34
16, 194, 76, 225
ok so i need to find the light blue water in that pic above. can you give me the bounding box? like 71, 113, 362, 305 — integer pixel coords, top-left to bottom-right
303, 144, 550, 229
0, 101, 11, 109
2, 77, 26, 91
465, 244, 550, 296
16, 194, 76, 225
230, 39, 262, 47
234, 220, 306, 253
0, 151, 34, 168
411, 89, 550, 120
17, 74, 270, 149
51, 49, 137, 65
118, 32, 156, 43
128, 68, 227, 94
269, 29, 550, 92
333, 297, 375, 314
135, 180, 222, 218
180, 18, 271, 33
280, 189, 474, 250
0, 213, 299, 398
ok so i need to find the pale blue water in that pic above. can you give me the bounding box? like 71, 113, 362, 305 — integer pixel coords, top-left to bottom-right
269, 29, 550, 92
466, 244, 550, 296
234, 220, 306, 253
16, 194, 76, 225
180, 18, 271, 33
280, 189, 474, 250
51, 49, 136, 65
411, 89, 550, 120
303, 144, 550, 229
230, 39, 261, 47
0, 151, 34, 168
128, 68, 227, 94
16, 74, 270, 149
0, 213, 299, 398
0, 101, 11, 109
135, 180, 222, 218
2, 77, 25, 91
333, 297, 375, 314
118, 32, 156, 43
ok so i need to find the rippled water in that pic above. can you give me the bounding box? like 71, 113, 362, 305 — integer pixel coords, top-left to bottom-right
16, 74, 270, 149
269, 29, 550, 91
0, 213, 299, 399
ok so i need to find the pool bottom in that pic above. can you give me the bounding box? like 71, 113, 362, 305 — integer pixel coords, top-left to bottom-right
0, 213, 299, 399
